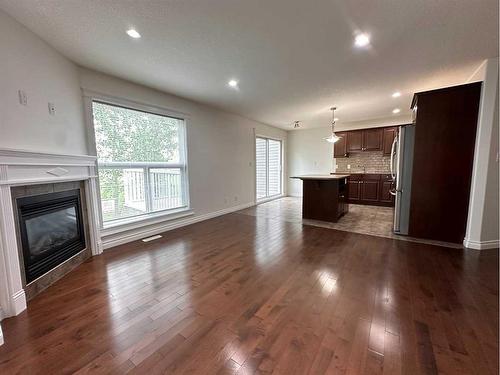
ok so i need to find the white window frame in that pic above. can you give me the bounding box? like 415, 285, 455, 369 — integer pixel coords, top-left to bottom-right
255, 135, 284, 203
83, 91, 191, 231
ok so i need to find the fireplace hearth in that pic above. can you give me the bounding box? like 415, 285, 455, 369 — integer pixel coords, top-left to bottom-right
17, 189, 86, 283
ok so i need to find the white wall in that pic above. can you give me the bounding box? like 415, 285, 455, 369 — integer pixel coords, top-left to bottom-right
0, 10, 87, 155
79, 69, 287, 247
0, 10, 287, 249
465, 58, 499, 249
287, 127, 332, 196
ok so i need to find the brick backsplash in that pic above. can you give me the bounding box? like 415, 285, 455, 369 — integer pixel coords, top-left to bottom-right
334, 151, 391, 174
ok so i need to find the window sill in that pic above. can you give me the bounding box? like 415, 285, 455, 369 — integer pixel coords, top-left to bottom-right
100, 207, 194, 237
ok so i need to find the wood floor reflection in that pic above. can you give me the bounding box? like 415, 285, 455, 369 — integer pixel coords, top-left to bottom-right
0, 212, 498, 374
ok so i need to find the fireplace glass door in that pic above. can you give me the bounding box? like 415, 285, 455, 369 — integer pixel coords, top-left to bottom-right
17, 190, 86, 283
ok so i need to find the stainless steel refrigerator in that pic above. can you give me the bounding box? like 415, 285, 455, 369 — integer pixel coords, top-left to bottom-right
390, 125, 415, 235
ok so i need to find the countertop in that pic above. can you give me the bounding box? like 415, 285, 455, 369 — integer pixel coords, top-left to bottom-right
291, 174, 350, 180
333, 171, 390, 175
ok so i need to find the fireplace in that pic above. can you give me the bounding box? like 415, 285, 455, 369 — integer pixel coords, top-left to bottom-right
16, 189, 86, 283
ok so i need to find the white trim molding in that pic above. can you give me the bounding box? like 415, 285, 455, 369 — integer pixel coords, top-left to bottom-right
463, 238, 500, 250
0, 148, 100, 320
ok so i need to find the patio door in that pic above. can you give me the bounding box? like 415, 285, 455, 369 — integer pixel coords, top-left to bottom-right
256, 137, 282, 201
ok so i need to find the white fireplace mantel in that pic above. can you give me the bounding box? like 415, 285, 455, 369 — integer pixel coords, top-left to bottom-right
0, 148, 102, 320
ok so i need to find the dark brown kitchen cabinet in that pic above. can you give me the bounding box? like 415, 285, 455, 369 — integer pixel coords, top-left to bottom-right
348, 179, 361, 200
344, 174, 394, 207
347, 128, 382, 152
408, 82, 481, 244
300, 177, 349, 222
382, 127, 397, 155
347, 131, 363, 152
363, 129, 383, 151
333, 131, 348, 158
379, 175, 395, 204
360, 174, 380, 201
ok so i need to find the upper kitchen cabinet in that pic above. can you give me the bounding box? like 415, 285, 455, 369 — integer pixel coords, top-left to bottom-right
347, 130, 363, 152
333, 131, 348, 158
347, 128, 382, 152
363, 128, 383, 151
382, 127, 397, 155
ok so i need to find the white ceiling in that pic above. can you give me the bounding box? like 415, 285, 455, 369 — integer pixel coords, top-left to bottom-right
1, 0, 498, 129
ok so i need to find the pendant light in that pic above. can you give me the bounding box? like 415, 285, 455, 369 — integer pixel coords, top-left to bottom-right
325, 107, 340, 143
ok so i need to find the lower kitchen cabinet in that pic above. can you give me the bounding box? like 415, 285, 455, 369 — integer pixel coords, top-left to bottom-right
361, 179, 380, 202
380, 180, 394, 203
346, 174, 394, 206
348, 178, 361, 201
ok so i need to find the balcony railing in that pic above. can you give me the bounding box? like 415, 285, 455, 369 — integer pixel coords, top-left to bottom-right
98, 162, 186, 222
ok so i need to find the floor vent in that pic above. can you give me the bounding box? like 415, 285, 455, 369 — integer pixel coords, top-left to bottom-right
141, 235, 162, 243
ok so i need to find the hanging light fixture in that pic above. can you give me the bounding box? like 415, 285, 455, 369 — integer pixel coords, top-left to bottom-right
325, 107, 341, 143
293, 121, 300, 129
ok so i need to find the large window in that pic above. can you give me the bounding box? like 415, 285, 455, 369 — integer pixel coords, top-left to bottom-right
92, 101, 188, 224
256, 137, 282, 200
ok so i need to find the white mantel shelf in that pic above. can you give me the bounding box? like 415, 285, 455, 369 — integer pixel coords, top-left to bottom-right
0, 148, 102, 321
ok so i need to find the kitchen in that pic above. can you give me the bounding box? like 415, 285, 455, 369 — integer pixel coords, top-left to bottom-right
290, 81, 486, 248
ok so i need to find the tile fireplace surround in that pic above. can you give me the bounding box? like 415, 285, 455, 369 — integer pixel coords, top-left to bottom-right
0, 149, 102, 321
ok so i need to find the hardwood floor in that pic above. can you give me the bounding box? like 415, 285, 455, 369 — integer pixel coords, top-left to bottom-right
0, 212, 498, 374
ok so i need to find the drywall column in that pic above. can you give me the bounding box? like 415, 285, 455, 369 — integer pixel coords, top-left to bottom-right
464, 58, 499, 250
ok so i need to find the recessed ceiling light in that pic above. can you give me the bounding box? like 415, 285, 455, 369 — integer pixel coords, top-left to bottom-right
392, 108, 401, 114
228, 79, 238, 88
126, 29, 141, 39
392, 92, 401, 98
354, 33, 370, 48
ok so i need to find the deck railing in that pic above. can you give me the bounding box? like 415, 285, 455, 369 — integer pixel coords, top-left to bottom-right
98, 162, 185, 222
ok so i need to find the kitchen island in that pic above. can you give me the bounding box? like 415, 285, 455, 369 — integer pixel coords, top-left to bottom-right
291, 174, 349, 223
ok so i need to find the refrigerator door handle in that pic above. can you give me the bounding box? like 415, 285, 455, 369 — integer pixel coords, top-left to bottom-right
390, 136, 398, 180
389, 181, 401, 196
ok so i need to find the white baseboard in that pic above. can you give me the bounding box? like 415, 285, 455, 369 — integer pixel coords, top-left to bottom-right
102, 202, 255, 250
0, 290, 27, 322
463, 238, 500, 250
11, 290, 27, 316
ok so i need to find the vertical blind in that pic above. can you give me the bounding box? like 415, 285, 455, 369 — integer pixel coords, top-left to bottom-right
256, 137, 282, 200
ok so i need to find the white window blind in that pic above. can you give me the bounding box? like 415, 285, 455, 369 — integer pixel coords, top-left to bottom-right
256, 138, 267, 200
256, 137, 282, 200
92, 101, 188, 224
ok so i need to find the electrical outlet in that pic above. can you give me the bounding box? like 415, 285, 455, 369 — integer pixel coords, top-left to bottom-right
18, 90, 27, 105
48, 102, 56, 115
347, 164, 351, 170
